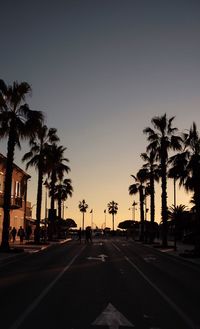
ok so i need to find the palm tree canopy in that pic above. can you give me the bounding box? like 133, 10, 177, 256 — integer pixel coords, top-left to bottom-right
168, 204, 188, 221
79, 199, 88, 213
22, 124, 59, 172
53, 178, 73, 201
140, 150, 160, 182
0, 80, 44, 146
107, 200, 118, 215
46, 144, 70, 181
143, 113, 183, 161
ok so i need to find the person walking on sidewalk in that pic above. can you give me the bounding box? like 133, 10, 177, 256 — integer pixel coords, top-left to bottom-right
11, 227, 17, 243
18, 226, 25, 244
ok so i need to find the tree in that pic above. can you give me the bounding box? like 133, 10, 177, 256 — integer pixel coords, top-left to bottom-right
54, 178, 73, 220
129, 169, 148, 241
78, 199, 88, 230
168, 152, 187, 208
46, 144, 70, 238
141, 150, 160, 223
172, 123, 200, 252
0, 80, 44, 250
107, 200, 118, 231
22, 124, 59, 243
168, 204, 188, 250
143, 114, 182, 247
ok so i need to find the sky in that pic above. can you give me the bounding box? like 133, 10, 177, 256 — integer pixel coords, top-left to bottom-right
1, 0, 200, 229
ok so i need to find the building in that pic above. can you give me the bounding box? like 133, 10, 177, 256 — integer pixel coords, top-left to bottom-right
0, 153, 31, 240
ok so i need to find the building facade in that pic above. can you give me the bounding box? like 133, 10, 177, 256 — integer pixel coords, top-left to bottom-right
0, 153, 31, 241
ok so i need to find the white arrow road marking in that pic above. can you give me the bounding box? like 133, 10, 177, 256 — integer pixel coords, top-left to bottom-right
98, 254, 108, 262
87, 254, 108, 262
92, 303, 134, 329
143, 255, 156, 262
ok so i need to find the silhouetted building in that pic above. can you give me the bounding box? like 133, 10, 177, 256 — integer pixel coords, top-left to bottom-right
0, 153, 31, 241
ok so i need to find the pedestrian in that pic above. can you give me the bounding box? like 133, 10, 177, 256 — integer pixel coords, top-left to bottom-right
25, 225, 32, 241
18, 226, 25, 244
11, 227, 17, 243
85, 226, 92, 244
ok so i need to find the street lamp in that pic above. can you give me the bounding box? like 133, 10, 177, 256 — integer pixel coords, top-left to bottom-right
129, 201, 137, 220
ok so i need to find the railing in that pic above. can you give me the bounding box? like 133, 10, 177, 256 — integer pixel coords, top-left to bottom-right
0, 194, 23, 209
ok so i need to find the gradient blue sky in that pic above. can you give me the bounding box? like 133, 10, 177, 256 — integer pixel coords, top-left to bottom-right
1, 0, 200, 228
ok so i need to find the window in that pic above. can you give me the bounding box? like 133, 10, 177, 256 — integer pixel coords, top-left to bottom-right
0, 172, 4, 192
15, 181, 21, 197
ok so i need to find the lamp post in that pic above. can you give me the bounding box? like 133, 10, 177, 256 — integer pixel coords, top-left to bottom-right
129, 201, 137, 221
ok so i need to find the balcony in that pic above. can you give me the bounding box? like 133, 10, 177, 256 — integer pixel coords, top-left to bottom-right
0, 194, 23, 209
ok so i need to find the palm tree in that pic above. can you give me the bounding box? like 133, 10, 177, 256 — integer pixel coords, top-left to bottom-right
143, 114, 182, 247
141, 150, 160, 223
22, 124, 59, 243
129, 168, 148, 241
173, 123, 200, 252
168, 152, 188, 208
168, 204, 188, 250
54, 178, 73, 219
79, 199, 88, 230
0, 80, 44, 250
107, 200, 118, 231
47, 144, 70, 238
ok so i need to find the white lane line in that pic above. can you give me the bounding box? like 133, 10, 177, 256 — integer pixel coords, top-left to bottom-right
124, 255, 196, 329
112, 243, 121, 252
8, 246, 85, 329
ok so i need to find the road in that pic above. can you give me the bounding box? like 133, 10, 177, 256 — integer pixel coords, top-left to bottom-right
0, 237, 200, 329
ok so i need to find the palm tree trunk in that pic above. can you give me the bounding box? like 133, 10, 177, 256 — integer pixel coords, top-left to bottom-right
1, 130, 15, 251
58, 191, 62, 219
82, 212, 85, 230
139, 186, 145, 241
150, 174, 155, 223
35, 163, 43, 243
112, 213, 114, 231
194, 185, 200, 254
161, 161, 168, 247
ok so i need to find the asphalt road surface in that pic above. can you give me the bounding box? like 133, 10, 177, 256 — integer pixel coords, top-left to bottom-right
0, 237, 200, 329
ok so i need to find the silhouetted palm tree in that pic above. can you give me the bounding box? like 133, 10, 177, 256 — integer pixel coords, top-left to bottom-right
47, 144, 70, 238
173, 123, 200, 251
0, 80, 44, 250
141, 150, 160, 223
168, 152, 187, 208
168, 204, 188, 250
107, 200, 118, 231
129, 168, 148, 240
79, 199, 88, 230
22, 124, 59, 242
54, 178, 73, 219
143, 114, 182, 247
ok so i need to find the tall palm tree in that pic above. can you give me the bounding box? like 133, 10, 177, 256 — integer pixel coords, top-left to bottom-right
173, 123, 200, 252
54, 178, 73, 219
22, 124, 59, 242
141, 150, 160, 223
0, 80, 44, 250
129, 168, 148, 241
47, 144, 70, 238
79, 199, 88, 230
143, 114, 182, 247
107, 200, 118, 231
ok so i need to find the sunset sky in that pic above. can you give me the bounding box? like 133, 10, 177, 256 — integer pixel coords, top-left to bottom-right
1, 0, 200, 229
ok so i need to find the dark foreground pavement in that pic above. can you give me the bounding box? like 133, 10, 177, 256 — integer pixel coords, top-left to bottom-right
0, 237, 200, 329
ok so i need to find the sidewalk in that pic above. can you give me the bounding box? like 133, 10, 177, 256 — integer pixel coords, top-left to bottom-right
150, 239, 200, 266
0, 238, 71, 265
